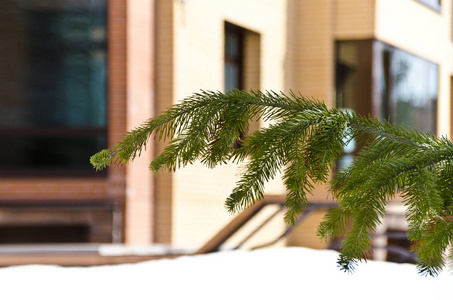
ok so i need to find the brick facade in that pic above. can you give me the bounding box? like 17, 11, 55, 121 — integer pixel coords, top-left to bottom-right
1, 0, 453, 254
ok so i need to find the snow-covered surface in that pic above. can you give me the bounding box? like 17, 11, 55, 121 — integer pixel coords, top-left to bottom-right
0, 247, 451, 300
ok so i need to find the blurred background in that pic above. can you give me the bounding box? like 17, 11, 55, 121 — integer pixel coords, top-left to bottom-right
0, 0, 449, 265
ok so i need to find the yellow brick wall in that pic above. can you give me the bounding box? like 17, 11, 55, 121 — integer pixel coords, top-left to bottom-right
334, 0, 376, 40
165, 0, 290, 248
155, 0, 367, 250
290, 0, 339, 250
295, 0, 336, 107
153, 0, 453, 250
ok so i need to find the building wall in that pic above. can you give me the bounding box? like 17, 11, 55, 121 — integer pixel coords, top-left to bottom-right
106, 0, 156, 245
161, 0, 453, 250
123, 0, 155, 245
106, 0, 157, 245
156, 0, 291, 248
2, 0, 452, 253
154, 0, 175, 245
107, 0, 128, 243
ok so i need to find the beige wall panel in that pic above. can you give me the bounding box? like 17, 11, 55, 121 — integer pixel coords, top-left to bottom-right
334, 0, 376, 40
296, 0, 335, 106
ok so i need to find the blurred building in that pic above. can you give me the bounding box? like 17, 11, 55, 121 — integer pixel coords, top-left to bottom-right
0, 0, 451, 263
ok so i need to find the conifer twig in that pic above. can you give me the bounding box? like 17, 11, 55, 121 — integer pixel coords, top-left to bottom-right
90, 90, 453, 275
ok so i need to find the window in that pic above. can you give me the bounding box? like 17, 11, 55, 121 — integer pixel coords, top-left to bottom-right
224, 22, 244, 91
336, 40, 438, 133
223, 22, 261, 147
224, 22, 245, 147
378, 43, 438, 133
0, 0, 107, 176
416, 0, 441, 11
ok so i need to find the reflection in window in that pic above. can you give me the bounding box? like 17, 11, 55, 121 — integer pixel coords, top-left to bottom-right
337, 40, 437, 132
0, 0, 107, 175
384, 46, 438, 132
336, 40, 438, 169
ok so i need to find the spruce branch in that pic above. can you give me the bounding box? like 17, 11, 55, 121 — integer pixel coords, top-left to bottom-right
90, 90, 453, 276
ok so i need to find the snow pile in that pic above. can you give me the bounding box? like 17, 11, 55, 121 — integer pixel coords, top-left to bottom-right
0, 247, 450, 300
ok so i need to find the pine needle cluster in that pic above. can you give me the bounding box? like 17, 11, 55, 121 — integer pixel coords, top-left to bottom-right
90, 90, 453, 276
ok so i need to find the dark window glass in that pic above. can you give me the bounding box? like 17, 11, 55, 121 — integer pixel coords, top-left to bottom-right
377, 43, 438, 133
0, 0, 107, 176
396, 52, 435, 131
225, 22, 244, 91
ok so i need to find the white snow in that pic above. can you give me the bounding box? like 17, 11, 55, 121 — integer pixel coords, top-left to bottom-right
0, 247, 451, 300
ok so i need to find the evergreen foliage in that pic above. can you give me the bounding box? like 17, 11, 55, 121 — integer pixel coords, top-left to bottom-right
90, 90, 453, 276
